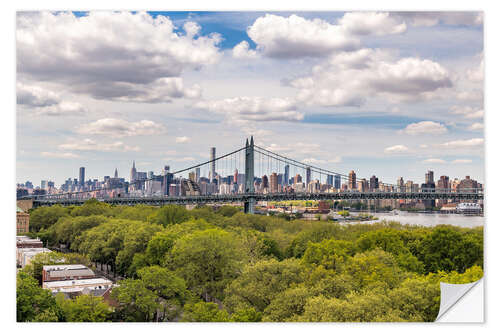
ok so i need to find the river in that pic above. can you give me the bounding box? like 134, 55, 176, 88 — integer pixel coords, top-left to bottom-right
360, 212, 484, 228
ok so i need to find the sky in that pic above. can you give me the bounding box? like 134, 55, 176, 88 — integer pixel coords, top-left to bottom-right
16, 11, 485, 186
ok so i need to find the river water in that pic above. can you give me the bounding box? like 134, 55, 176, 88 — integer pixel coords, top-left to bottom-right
363, 212, 484, 228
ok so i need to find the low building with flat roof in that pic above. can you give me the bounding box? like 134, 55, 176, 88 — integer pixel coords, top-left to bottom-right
43, 277, 113, 299
16, 236, 43, 248
42, 264, 95, 282
16, 247, 51, 268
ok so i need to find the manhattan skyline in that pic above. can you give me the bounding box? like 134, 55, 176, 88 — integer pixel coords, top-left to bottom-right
16, 11, 484, 185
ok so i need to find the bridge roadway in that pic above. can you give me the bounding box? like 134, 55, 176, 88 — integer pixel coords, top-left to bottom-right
28, 191, 483, 207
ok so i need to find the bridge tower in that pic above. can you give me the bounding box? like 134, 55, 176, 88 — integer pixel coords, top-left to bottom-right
244, 136, 255, 214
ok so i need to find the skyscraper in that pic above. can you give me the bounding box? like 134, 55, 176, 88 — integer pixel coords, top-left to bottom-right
234, 169, 238, 184
425, 170, 434, 185
262, 175, 269, 189
195, 167, 200, 183
130, 161, 137, 182
114, 168, 118, 178
294, 174, 302, 184
326, 175, 334, 186
210, 147, 216, 183
270, 172, 278, 193
79, 167, 85, 186
284, 164, 289, 186
397, 177, 404, 192
348, 170, 356, 190
369, 175, 379, 191
334, 175, 341, 189
306, 167, 311, 186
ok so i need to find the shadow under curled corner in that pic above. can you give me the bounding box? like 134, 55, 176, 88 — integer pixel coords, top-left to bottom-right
435, 278, 484, 322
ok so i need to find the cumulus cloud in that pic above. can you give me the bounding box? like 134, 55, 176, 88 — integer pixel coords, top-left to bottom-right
40, 151, 80, 159
422, 158, 446, 164
232, 41, 259, 59
450, 106, 484, 119
17, 83, 59, 107
175, 136, 191, 143
242, 13, 409, 59
440, 138, 484, 148
391, 12, 483, 27
288, 49, 453, 107
77, 118, 166, 137
339, 12, 407, 36
400, 121, 447, 135
302, 156, 342, 164
384, 145, 409, 153
451, 159, 473, 164
246, 14, 360, 58
17, 83, 87, 116
468, 123, 484, 131
59, 138, 140, 152
17, 11, 221, 102
467, 57, 484, 82
194, 96, 303, 122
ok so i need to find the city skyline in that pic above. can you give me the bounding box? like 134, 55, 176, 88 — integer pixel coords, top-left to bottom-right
17, 11, 484, 185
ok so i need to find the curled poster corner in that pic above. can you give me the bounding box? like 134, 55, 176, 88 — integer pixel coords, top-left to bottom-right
435, 278, 484, 322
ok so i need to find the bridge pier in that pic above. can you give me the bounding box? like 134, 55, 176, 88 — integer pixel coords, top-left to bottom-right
244, 136, 255, 214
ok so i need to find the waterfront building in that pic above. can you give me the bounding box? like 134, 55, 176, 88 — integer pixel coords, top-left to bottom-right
348, 170, 356, 190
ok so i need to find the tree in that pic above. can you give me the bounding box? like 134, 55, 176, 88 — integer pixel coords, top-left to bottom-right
137, 266, 188, 321
147, 205, 190, 227
17, 271, 63, 322
217, 205, 240, 217
224, 258, 305, 313
302, 239, 355, 271
56, 294, 111, 322
70, 198, 112, 217
144, 231, 177, 266
29, 205, 69, 232
182, 301, 230, 322
168, 228, 243, 301
416, 226, 483, 273
230, 306, 263, 322
111, 279, 159, 321
262, 285, 316, 321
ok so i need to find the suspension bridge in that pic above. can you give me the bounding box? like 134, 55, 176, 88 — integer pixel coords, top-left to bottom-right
19, 137, 484, 213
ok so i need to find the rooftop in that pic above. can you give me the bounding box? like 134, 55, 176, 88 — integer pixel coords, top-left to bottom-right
43, 264, 88, 271
43, 277, 112, 288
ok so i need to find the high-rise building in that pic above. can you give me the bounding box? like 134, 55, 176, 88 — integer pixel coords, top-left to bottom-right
163, 165, 170, 176
359, 178, 368, 192
270, 172, 278, 193
284, 165, 289, 186
262, 175, 269, 189
306, 167, 311, 186
348, 170, 356, 190
210, 147, 216, 183
425, 170, 434, 185
437, 175, 450, 192
369, 175, 379, 191
234, 169, 238, 184
130, 161, 137, 182
326, 175, 334, 186
148, 171, 154, 179
397, 177, 404, 192
294, 174, 302, 184
79, 167, 85, 186
189, 171, 196, 182
114, 168, 118, 178
195, 167, 200, 183
334, 175, 341, 189
41, 180, 47, 189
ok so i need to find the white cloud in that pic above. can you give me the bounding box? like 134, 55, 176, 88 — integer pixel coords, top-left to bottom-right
232, 41, 259, 59
422, 158, 446, 164
59, 138, 140, 152
194, 96, 303, 122
384, 145, 409, 153
467, 57, 484, 82
289, 51, 453, 106
41, 151, 80, 159
175, 136, 191, 143
339, 12, 407, 36
450, 106, 484, 119
301, 156, 342, 165
468, 123, 484, 131
401, 121, 447, 135
17, 83, 87, 116
17, 11, 221, 102
77, 118, 166, 137
440, 138, 484, 149
451, 159, 473, 164
246, 14, 360, 58
391, 12, 483, 27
